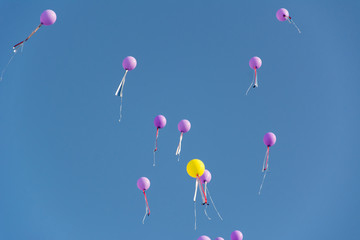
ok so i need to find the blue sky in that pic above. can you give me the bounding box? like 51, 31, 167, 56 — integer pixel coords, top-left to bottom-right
0, 0, 359, 239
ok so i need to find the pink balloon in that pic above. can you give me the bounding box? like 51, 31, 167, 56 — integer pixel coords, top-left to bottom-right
198, 236, 211, 240
231, 230, 243, 240
249, 56, 262, 69
137, 177, 150, 191
40, 9, 57, 26
123, 56, 137, 71
200, 169, 212, 184
178, 119, 191, 133
263, 132, 276, 147
276, 8, 289, 22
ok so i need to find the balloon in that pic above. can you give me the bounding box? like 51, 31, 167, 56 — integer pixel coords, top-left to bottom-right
187, 159, 205, 178
259, 132, 277, 194
200, 169, 212, 184
115, 56, 138, 122
263, 132, 276, 147
215, 238, 224, 240
178, 119, 191, 133
137, 177, 150, 191
40, 9, 57, 25
276, 8, 301, 33
154, 115, 167, 128
231, 230, 243, 240
249, 56, 262, 69
153, 115, 167, 166
123, 56, 137, 71
175, 119, 191, 160
276, 8, 289, 21
246, 57, 262, 95
137, 177, 151, 224
198, 236, 211, 240
3, 9, 57, 80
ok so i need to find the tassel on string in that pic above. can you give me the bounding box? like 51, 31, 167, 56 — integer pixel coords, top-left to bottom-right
253, 68, 258, 88
13, 23, 42, 52
286, 16, 301, 34
153, 128, 159, 166
175, 132, 183, 161
115, 70, 128, 122
193, 180, 198, 230
206, 184, 223, 221
197, 176, 208, 205
142, 190, 150, 224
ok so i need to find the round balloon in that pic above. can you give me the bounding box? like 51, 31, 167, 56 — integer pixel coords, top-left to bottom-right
123, 56, 137, 71
137, 177, 150, 191
263, 132, 277, 147
231, 230, 243, 240
200, 169, 212, 183
198, 236, 211, 240
276, 8, 289, 21
40, 9, 57, 26
187, 159, 205, 178
249, 56, 262, 69
154, 115, 167, 129
178, 119, 191, 133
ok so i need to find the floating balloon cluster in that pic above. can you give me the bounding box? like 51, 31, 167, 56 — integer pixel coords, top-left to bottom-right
0, 6, 303, 240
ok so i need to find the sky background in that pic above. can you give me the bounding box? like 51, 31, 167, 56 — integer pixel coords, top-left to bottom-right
0, 0, 359, 239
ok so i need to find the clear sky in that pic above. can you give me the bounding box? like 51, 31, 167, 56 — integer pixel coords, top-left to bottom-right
0, 0, 359, 239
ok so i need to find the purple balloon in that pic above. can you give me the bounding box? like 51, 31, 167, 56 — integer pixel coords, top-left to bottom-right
123, 56, 137, 71
263, 132, 276, 147
276, 8, 289, 22
231, 230, 243, 240
249, 56, 262, 69
215, 238, 224, 240
200, 169, 212, 184
178, 119, 191, 133
198, 236, 211, 240
40, 9, 57, 26
137, 177, 150, 191
154, 115, 167, 129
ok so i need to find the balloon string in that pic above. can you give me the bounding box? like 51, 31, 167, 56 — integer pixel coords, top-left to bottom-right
258, 170, 268, 195
116, 70, 128, 122
118, 96, 123, 122
143, 190, 150, 216
0, 51, 18, 81
264, 146, 270, 171
194, 201, 197, 230
13, 23, 42, 50
193, 179, 198, 202
245, 72, 255, 95
175, 132, 183, 160
198, 179, 205, 204
153, 128, 159, 166
197, 176, 207, 204
262, 147, 269, 172
286, 16, 301, 34
254, 68, 258, 88
204, 204, 211, 220
206, 185, 223, 220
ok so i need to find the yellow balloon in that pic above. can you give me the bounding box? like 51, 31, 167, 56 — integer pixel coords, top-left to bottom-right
186, 159, 205, 178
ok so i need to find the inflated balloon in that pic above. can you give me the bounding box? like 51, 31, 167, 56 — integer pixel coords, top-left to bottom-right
276, 8, 301, 33
200, 169, 223, 221
1, 10, 57, 81
259, 132, 277, 195
187, 159, 206, 230
198, 236, 211, 240
137, 177, 151, 224
153, 114, 167, 166
231, 230, 243, 240
175, 119, 191, 161
115, 56, 137, 122
246, 56, 262, 95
